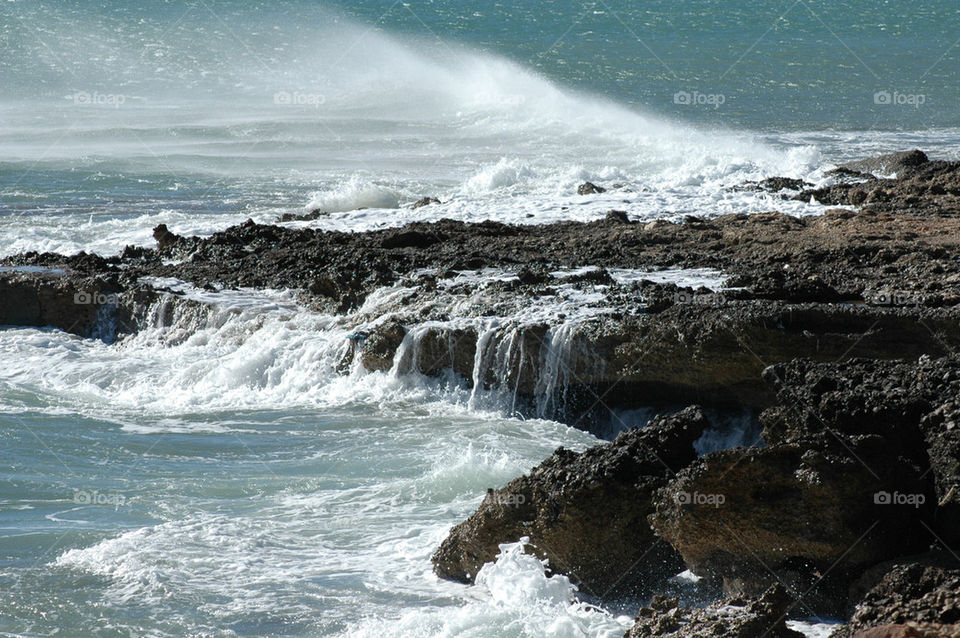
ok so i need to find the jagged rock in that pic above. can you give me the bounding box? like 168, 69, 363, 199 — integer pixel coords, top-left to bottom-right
837, 150, 929, 177
760, 357, 960, 544
835, 564, 960, 637
359, 321, 406, 372
411, 196, 441, 209
606, 209, 631, 223
758, 177, 812, 192
921, 401, 960, 543
624, 584, 803, 638
0, 268, 123, 339
432, 406, 711, 594
649, 431, 933, 613
276, 209, 326, 222
379, 229, 444, 249
578, 181, 607, 195
850, 624, 960, 637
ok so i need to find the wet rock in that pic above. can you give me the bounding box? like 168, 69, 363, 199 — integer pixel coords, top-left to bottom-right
850, 624, 960, 637
359, 320, 406, 372
411, 196, 441, 209
648, 431, 933, 613
836, 564, 960, 637
379, 229, 443, 249
276, 209, 326, 222
606, 209, 631, 223
920, 401, 960, 543
624, 584, 803, 638
432, 406, 711, 594
838, 150, 929, 177
760, 357, 960, 545
578, 181, 607, 195
0, 268, 125, 339
758, 177, 812, 192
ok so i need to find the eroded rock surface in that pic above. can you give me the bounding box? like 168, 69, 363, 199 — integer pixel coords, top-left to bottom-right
432, 406, 711, 595
835, 563, 960, 637
624, 585, 803, 638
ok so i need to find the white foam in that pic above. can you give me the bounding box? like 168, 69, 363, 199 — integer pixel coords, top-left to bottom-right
305, 177, 401, 214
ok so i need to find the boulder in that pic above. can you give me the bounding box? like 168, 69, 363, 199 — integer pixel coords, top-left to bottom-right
649, 432, 933, 613
578, 181, 607, 195
359, 320, 406, 372
432, 406, 711, 595
624, 584, 803, 638
836, 564, 960, 637
837, 150, 929, 177
606, 209, 631, 223
411, 196, 441, 209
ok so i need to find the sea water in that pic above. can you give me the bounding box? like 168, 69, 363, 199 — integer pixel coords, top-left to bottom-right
2, 1, 951, 634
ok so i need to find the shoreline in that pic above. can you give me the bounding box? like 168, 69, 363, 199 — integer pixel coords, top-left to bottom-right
3, 149, 960, 637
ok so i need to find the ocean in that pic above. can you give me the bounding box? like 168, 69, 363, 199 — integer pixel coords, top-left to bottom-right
1, 1, 957, 636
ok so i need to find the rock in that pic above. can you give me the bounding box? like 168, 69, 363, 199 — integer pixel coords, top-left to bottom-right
606, 209, 631, 223
855, 624, 960, 637
359, 320, 406, 372
849, 188, 869, 205
648, 431, 933, 613
838, 150, 929, 177
624, 584, 803, 638
919, 402, 960, 544
0, 268, 126, 340
836, 564, 960, 637
758, 177, 812, 192
760, 357, 960, 545
578, 181, 607, 195
379, 229, 444, 249
515, 266, 549, 286
432, 406, 711, 594
276, 209, 325, 222
411, 196, 441, 209
152, 223, 180, 251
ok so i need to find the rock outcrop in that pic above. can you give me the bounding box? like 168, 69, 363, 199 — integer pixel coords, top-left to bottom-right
649, 432, 933, 612
624, 585, 803, 638
835, 563, 960, 637
432, 406, 711, 595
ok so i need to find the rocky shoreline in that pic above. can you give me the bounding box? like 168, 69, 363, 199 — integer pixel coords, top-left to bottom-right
3, 150, 959, 636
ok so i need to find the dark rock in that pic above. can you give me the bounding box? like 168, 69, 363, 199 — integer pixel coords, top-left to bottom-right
759, 357, 960, 545
411, 197, 441, 209
380, 229, 443, 249
624, 584, 803, 638
606, 209, 631, 223
850, 624, 960, 638
838, 150, 929, 177
758, 177, 812, 192
578, 181, 607, 195
276, 209, 326, 222
836, 564, 960, 637
359, 321, 406, 372
649, 431, 934, 613
432, 406, 711, 594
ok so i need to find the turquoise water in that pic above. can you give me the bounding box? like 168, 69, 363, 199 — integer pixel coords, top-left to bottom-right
0, 1, 953, 635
